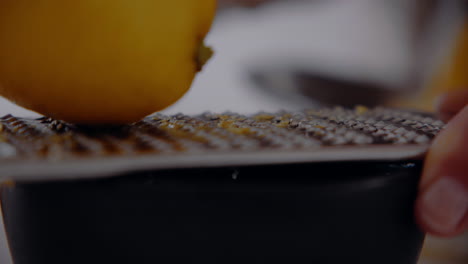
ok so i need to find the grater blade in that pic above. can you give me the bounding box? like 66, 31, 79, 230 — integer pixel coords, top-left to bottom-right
0, 107, 445, 182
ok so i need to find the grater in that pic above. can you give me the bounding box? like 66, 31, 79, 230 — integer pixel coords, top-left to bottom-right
0, 107, 443, 264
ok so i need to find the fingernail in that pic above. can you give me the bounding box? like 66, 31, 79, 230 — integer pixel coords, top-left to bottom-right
420, 177, 468, 234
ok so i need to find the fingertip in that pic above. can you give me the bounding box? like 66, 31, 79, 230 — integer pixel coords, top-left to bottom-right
415, 177, 468, 237
421, 106, 468, 188
417, 106, 468, 236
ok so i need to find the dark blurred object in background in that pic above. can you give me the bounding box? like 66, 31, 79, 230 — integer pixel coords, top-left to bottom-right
251, 69, 396, 108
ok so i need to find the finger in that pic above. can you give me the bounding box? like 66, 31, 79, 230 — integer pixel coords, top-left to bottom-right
415, 106, 468, 237
435, 90, 468, 122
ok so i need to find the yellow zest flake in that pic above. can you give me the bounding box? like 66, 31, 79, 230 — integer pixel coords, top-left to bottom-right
217, 120, 233, 129
217, 120, 254, 135
355, 105, 369, 115
253, 114, 275, 121
275, 122, 290, 128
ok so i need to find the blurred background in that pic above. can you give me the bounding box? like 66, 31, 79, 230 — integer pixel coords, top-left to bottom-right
1, 0, 467, 263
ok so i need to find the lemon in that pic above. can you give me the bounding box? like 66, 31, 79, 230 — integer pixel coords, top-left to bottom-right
0, 0, 216, 124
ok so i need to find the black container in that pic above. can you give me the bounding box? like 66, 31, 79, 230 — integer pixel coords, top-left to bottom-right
1, 161, 425, 264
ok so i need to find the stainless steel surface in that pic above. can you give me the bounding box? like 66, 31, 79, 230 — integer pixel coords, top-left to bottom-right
0, 145, 429, 183
0, 107, 443, 182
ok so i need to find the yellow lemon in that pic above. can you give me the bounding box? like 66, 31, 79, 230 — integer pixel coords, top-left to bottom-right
0, 0, 216, 124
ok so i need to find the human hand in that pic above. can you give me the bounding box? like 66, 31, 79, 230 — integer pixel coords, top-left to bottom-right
416, 90, 468, 237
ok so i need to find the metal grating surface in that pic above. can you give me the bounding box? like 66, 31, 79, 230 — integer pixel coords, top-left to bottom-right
0, 107, 445, 182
